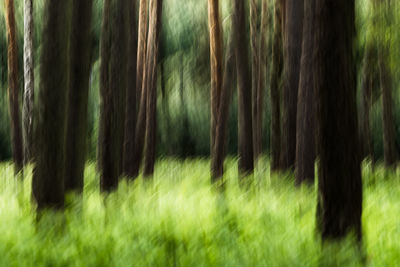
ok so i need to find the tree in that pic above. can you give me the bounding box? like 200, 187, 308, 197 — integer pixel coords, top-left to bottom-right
250, 0, 260, 161
32, 0, 70, 209
376, 0, 397, 168
23, 0, 34, 165
208, 0, 224, 165
123, 0, 138, 177
360, 43, 377, 162
211, 37, 235, 180
233, 0, 254, 175
295, 0, 316, 184
314, 0, 362, 240
143, 0, 164, 177
269, 0, 284, 172
130, 0, 150, 179
4, 0, 23, 174
64, 0, 94, 193
98, 0, 128, 191
280, 0, 303, 171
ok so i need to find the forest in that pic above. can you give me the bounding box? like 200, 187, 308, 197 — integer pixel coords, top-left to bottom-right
0, 0, 399, 266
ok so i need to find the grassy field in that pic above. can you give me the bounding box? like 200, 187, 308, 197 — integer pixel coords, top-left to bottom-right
0, 159, 399, 266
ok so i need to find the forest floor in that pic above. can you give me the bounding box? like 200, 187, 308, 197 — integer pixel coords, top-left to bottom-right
0, 158, 399, 266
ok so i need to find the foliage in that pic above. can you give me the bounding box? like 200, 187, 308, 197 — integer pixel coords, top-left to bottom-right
0, 159, 397, 266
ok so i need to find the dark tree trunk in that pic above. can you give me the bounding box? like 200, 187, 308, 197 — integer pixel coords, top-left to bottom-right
280, 0, 303, 171
360, 44, 376, 162
143, 0, 163, 177
5, 0, 23, 174
98, 0, 128, 191
250, 0, 260, 161
208, 0, 224, 161
123, 0, 139, 177
211, 36, 235, 181
32, 0, 70, 210
64, 0, 94, 193
314, 0, 362, 240
295, 0, 316, 185
269, 0, 284, 172
233, 0, 254, 176
379, 45, 397, 168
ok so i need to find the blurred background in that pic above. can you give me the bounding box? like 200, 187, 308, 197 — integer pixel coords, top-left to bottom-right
0, 0, 398, 161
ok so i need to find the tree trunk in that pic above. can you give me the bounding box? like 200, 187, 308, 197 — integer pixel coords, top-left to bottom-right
208, 0, 224, 160
143, 0, 163, 177
211, 36, 235, 181
280, 0, 303, 171
98, 0, 128, 191
64, 0, 94, 193
379, 45, 397, 168
250, 0, 260, 161
360, 44, 376, 162
270, 0, 284, 172
23, 0, 34, 165
314, 0, 362, 240
255, 0, 269, 161
233, 0, 254, 176
295, 0, 316, 185
123, 0, 139, 177
4, 0, 23, 174
130, 0, 150, 179
32, 0, 70, 210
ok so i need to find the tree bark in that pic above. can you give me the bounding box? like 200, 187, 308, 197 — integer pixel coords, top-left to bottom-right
208, 0, 224, 159
64, 0, 94, 193
360, 43, 376, 162
270, 0, 284, 172
295, 0, 316, 185
130, 0, 150, 179
379, 45, 397, 168
280, 0, 303, 171
23, 0, 34, 165
4, 0, 23, 174
32, 0, 71, 210
143, 0, 163, 177
233, 0, 254, 175
211, 36, 235, 181
98, 0, 128, 191
123, 0, 139, 177
250, 0, 260, 161
314, 0, 362, 240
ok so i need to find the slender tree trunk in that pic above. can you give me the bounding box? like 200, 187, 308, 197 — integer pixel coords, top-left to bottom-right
130, 0, 150, 179
379, 45, 397, 168
32, 0, 70, 210
23, 0, 34, 165
360, 44, 375, 162
255, 0, 269, 161
233, 0, 254, 175
295, 0, 316, 185
98, 0, 111, 177
123, 0, 139, 177
208, 0, 224, 160
280, 0, 303, 171
64, 0, 94, 193
270, 0, 284, 172
315, 0, 362, 240
143, 0, 163, 177
211, 36, 235, 181
4, 0, 23, 174
250, 0, 260, 161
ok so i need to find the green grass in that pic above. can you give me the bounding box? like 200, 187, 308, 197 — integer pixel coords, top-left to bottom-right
0, 158, 399, 266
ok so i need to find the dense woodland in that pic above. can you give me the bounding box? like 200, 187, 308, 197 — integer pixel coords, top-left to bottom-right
0, 0, 400, 265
